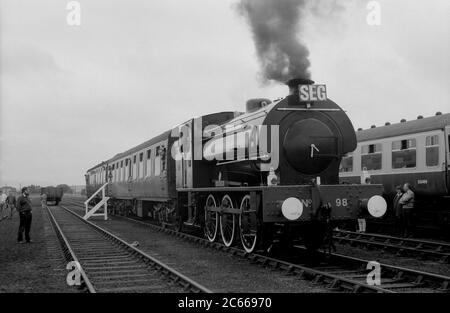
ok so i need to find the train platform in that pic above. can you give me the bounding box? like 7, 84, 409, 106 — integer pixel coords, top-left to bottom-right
0, 196, 75, 292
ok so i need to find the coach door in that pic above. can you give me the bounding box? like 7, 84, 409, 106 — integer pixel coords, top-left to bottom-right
175, 120, 193, 189
445, 126, 450, 191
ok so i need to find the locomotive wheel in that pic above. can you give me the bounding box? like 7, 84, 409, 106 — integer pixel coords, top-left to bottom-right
239, 195, 258, 253
204, 194, 218, 242
220, 194, 236, 247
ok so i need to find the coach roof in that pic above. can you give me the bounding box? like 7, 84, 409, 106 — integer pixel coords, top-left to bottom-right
108, 130, 172, 164
85, 131, 171, 173
357, 113, 450, 142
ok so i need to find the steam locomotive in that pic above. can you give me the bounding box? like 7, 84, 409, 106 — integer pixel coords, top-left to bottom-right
85, 78, 387, 253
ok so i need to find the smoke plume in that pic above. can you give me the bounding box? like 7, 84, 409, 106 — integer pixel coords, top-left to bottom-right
238, 0, 311, 83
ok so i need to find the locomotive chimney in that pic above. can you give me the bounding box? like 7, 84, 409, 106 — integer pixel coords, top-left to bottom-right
286, 77, 315, 95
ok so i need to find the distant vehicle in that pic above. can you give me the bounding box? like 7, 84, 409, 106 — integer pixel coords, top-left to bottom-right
41, 186, 64, 205
339, 112, 450, 231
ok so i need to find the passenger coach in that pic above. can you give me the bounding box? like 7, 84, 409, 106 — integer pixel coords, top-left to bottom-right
339, 113, 450, 229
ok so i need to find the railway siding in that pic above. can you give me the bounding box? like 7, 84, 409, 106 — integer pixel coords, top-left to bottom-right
61, 204, 329, 293
46, 205, 210, 293
62, 200, 450, 293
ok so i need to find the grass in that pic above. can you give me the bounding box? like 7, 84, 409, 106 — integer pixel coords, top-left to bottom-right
0, 196, 73, 293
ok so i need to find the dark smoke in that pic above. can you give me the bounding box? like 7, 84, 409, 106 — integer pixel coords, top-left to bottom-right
238, 0, 311, 83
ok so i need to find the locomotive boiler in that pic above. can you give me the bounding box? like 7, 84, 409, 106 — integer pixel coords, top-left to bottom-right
86, 78, 387, 253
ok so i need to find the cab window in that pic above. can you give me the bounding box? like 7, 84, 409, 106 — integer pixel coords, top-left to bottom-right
392, 139, 416, 169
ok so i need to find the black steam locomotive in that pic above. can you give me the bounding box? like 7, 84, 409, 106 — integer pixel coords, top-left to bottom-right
86, 78, 387, 253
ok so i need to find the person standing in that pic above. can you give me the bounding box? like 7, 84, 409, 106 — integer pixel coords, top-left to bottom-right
40, 192, 47, 209
16, 187, 33, 243
357, 177, 372, 233
399, 183, 415, 237
393, 186, 404, 235
0, 191, 7, 220
3, 190, 17, 220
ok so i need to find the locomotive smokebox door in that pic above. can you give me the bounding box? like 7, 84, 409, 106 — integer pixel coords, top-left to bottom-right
283, 118, 338, 175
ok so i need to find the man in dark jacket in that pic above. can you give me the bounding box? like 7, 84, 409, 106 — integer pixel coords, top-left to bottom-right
16, 187, 33, 243
393, 186, 403, 235
399, 183, 415, 237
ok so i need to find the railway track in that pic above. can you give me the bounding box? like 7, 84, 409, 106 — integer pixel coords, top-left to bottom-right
62, 200, 450, 293
46, 204, 211, 293
333, 230, 450, 263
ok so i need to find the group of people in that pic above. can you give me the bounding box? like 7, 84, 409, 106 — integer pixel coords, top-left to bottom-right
0, 190, 17, 220
357, 180, 415, 237
0, 187, 34, 243
393, 183, 415, 237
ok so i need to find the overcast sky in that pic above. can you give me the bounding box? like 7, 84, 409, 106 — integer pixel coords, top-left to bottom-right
1, 0, 449, 187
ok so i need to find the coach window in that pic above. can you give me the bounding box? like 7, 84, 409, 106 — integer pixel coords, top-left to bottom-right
139, 152, 144, 178
339, 153, 353, 173
125, 159, 129, 179
112, 164, 115, 182
154, 147, 161, 176
161, 147, 167, 173
361, 143, 382, 170
146, 149, 152, 177
120, 160, 124, 181
426, 135, 439, 167
392, 139, 416, 169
